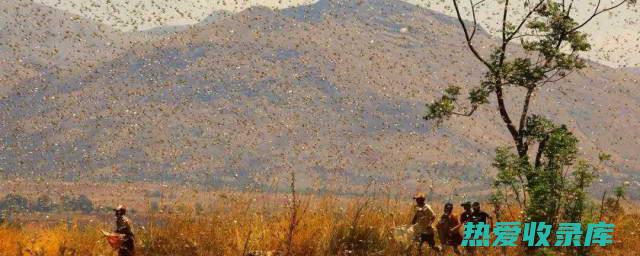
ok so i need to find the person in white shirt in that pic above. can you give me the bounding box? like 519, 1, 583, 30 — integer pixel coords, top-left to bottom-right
411, 193, 441, 254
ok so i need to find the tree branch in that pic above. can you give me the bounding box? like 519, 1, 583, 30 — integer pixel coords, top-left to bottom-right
493, 0, 522, 155
502, 0, 509, 44
506, 0, 546, 42
469, 0, 487, 40
452, 0, 494, 71
495, 84, 521, 154
534, 126, 564, 168
534, 135, 548, 169
567, 0, 575, 16
496, 0, 511, 86
518, 88, 534, 151
451, 105, 479, 117
539, 69, 574, 85
570, 0, 629, 33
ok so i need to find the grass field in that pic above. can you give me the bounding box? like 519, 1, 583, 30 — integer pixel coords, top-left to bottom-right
0, 190, 637, 256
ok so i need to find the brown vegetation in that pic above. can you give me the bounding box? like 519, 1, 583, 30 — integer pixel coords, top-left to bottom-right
0, 193, 637, 256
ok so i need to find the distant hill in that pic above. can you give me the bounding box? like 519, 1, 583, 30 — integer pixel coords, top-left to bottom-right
2, 0, 639, 199
622, 67, 640, 76
0, 0, 145, 97
140, 10, 233, 35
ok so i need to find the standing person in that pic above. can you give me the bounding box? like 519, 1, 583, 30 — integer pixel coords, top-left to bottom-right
459, 201, 472, 224
462, 202, 492, 256
114, 205, 135, 256
411, 193, 441, 254
456, 201, 474, 256
436, 203, 462, 255
470, 202, 493, 227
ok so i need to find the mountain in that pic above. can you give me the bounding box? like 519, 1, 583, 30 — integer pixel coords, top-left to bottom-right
31, 0, 640, 67
0, 0, 144, 97
140, 10, 233, 35
622, 67, 640, 76
2, 0, 639, 198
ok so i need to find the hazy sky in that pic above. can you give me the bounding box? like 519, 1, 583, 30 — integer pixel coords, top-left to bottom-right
34, 0, 640, 67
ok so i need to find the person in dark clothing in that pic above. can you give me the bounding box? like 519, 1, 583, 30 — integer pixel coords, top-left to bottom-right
459, 202, 493, 256
114, 205, 135, 256
455, 201, 482, 256
470, 202, 493, 226
459, 201, 472, 224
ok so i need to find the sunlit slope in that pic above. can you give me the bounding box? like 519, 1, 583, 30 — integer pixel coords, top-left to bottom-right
0, 0, 144, 97
2, 0, 639, 197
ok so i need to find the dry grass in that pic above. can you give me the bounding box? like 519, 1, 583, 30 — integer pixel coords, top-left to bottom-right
0, 193, 637, 256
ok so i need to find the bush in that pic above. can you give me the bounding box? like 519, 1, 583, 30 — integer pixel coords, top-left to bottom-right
76, 195, 94, 213
0, 194, 30, 213
33, 195, 55, 212
60, 194, 94, 213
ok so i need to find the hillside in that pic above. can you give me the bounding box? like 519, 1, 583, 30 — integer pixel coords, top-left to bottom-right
2, 0, 639, 199
0, 0, 145, 97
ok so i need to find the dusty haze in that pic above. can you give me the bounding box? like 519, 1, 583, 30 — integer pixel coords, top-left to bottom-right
31, 0, 640, 67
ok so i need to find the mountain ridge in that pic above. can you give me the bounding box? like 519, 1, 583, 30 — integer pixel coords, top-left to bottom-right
2, 0, 639, 199
0, 0, 148, 97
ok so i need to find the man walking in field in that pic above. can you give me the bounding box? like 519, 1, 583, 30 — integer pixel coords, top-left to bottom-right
462, 202, 493, 256
114, 205, 135, 256
436, 202, 462, 255
470, 202, 492, 227
456, 201, 475, 256
411, 193, 441, 254
459, 201, 472, 224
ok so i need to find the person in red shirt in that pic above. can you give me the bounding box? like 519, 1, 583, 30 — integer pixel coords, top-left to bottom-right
114, 205, 135, 256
